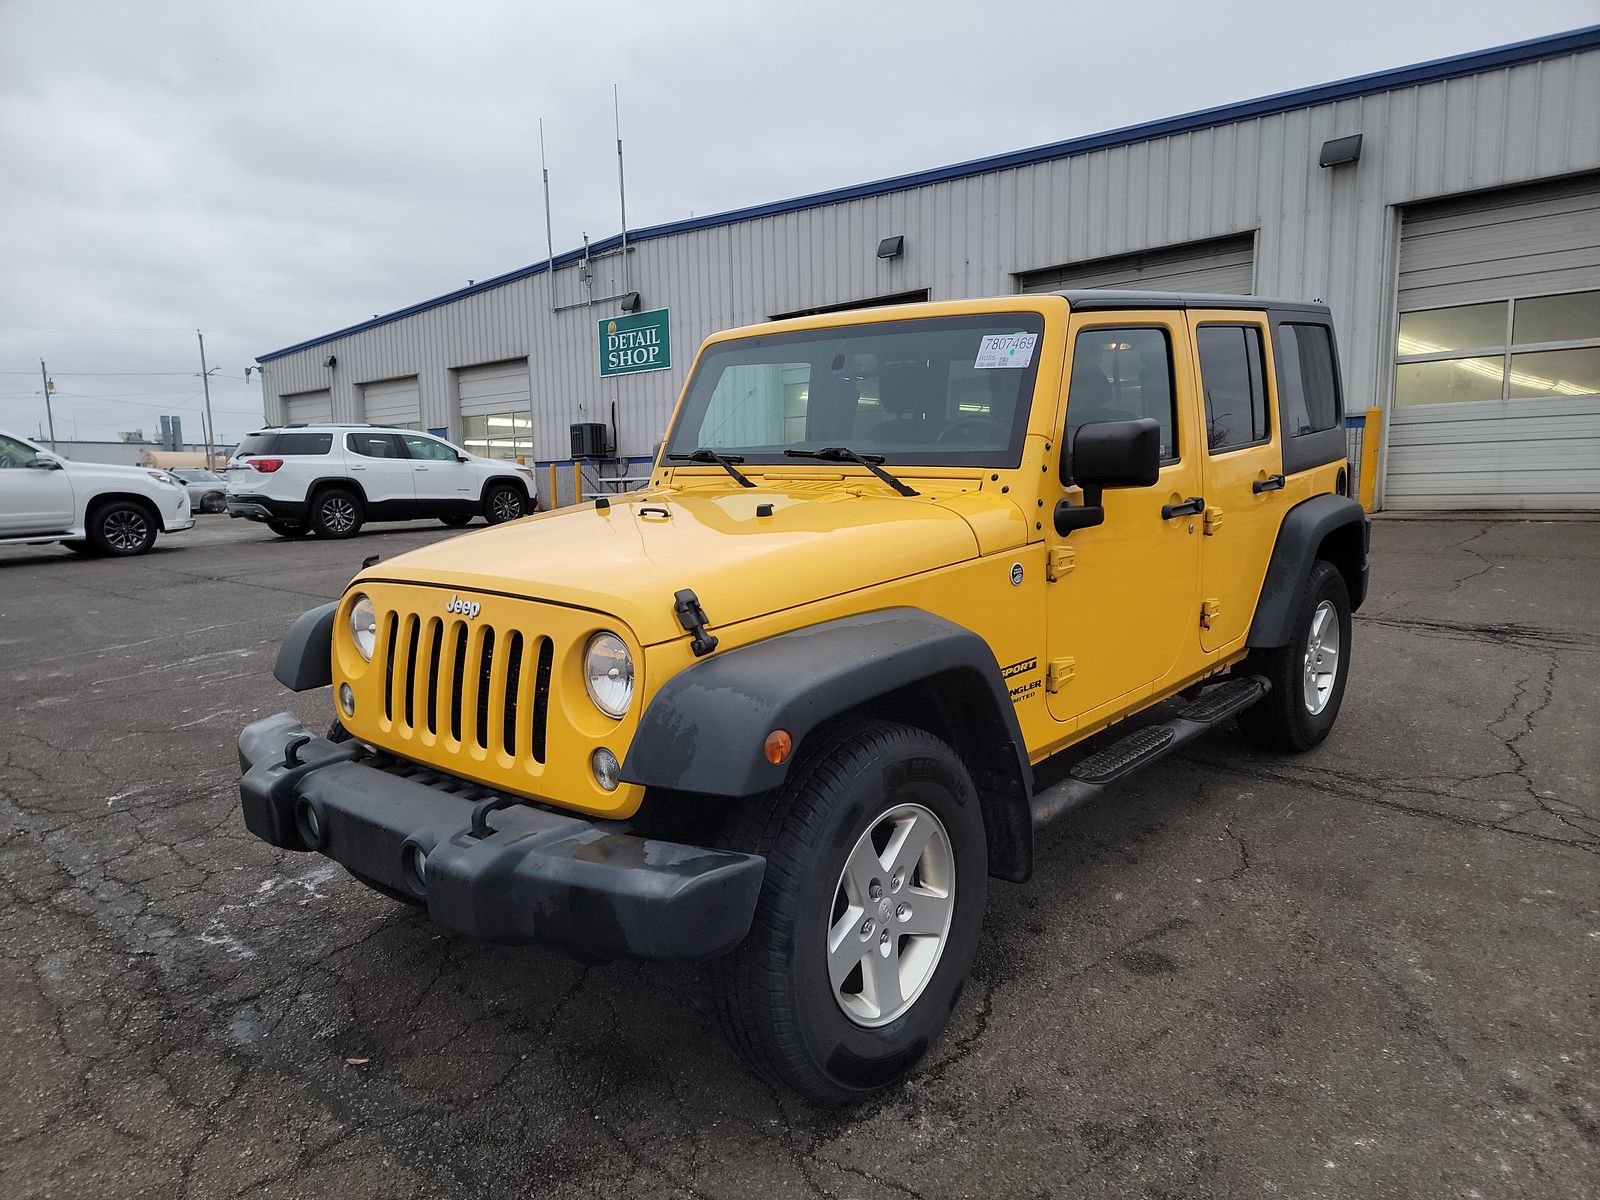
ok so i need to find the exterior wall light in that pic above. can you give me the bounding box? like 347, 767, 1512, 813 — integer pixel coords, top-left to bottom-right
1319, 134, 1363, 168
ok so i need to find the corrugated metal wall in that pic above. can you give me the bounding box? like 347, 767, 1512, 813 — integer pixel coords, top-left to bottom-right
258, 46, 1600, 504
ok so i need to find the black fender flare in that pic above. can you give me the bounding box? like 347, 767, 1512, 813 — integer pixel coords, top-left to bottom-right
621, 608, 1036, 881
273, 601, 338, 690
1248, 494, 1369, 648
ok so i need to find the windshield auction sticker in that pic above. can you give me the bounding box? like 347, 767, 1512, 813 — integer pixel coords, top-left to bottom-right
974, 332, 1038, 369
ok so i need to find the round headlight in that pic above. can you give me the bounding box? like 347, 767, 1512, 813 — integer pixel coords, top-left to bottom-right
349, 594, 377, 661
584, 632, 634, 718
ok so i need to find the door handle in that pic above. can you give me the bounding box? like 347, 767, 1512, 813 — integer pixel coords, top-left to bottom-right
414, 466, 430, 472
1162, 496, 1205, 519
350, 465, 366, 471
1252, 473, 1285, 494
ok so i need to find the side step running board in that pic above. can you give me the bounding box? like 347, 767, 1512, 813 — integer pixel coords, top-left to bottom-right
1030, 675, 1269, 830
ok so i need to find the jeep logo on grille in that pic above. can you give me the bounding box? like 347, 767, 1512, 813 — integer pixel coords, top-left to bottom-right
444, 595, 481, 619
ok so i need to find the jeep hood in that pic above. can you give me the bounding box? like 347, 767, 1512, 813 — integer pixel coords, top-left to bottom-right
358, 484, 1027, 646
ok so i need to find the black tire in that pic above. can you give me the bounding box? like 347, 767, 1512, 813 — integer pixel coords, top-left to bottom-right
711, 720, 988, 1104
439, 515, 474, 528
86, 500, 158, 556
266, 520, 311, 539
201, 491, 226, 514
1237, 559, 1353, 753
310, 488, 364, 539
62, 540, 98, 556
482, 482, 526, 525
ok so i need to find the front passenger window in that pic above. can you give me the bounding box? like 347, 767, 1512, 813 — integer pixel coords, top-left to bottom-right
1065, 327, 1178, 467
0, 434, 40, 469
401, 435, 459, 462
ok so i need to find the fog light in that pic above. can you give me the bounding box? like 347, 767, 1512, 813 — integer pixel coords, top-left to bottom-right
295, 798, 323, 848
403, 843, 428, 895
591, 747, 621, 791
339, 683, 356, 715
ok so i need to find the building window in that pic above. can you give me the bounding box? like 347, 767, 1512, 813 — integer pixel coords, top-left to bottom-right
1395, 290, 1600, 406
461, 412, 532, 459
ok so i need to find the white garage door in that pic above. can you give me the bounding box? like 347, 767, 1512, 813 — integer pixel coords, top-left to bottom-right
457, 359, 532, 459
1018, 234, 1255, 296
361, 376, 421, 427
283, 389, 332, 425
1387, 175, 1600, 510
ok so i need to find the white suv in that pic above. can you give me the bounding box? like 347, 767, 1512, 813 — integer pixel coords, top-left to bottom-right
0, 428, 194, 556
224, 424, 539, 539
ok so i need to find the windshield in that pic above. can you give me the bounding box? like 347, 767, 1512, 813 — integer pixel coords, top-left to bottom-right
666, 312, 1047, 468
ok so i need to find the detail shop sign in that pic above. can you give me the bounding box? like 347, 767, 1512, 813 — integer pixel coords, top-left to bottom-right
598, 307, 671, 377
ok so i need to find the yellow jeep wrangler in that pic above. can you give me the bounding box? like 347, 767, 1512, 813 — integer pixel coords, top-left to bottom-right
238, 292, 1367, 1102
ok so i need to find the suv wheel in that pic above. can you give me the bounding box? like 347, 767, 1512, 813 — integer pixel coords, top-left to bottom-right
201, 491, 226, 513
1237, 559, 1353, 753
483, 483, 526, 525
87, 500, 158, 556
439, 515, 474, 528
310, 488, 364, 539
711, 720, 987, 1104
267, 520, 310, 539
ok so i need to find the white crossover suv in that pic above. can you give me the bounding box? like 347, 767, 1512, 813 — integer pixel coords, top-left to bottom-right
224, 425, 540, 539
0, 428, 194, 556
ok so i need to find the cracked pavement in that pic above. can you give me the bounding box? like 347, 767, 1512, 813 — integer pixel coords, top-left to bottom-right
2, 514, 1596, 1199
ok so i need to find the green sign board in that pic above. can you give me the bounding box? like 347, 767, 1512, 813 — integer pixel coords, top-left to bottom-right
598, 307, 671, 377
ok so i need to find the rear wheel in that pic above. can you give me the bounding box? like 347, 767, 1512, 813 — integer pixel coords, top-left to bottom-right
310, 488, 363, 539
201, 491, 226, 513
483, 482, 526, 525
267, 520, 310, 539
87, 500, 158, 556
711, 721, 987, 1104
1237, 559, 1352, 753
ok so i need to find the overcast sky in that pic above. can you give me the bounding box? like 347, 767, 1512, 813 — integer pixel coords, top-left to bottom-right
2, 0, 1594, 443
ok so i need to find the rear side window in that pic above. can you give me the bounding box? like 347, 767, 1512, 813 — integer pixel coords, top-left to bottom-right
346, 432, 403, 458
234, 432, 278, 457
1275, 323, 1342, 434
274, 432, 333, 455
1197, 325, 1269, 451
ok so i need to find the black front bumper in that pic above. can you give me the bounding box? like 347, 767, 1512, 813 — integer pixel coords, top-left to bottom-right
238, 714, 765, 960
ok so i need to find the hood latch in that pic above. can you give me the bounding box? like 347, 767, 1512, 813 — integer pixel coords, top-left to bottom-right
673, 589, 719, 657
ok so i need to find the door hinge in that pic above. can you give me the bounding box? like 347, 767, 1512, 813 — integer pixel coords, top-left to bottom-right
1203, 506, 1224, 535
1200, 599, 1222, 630
1046, 657, 1076, 693
1047, 546, 1076, 581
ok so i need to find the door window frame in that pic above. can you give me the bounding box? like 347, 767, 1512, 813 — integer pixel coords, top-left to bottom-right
1059, 322, 1182, 485
1194, 320, 1273, 456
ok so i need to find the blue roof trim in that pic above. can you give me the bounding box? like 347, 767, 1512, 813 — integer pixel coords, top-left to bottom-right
258, 25, 1600, 363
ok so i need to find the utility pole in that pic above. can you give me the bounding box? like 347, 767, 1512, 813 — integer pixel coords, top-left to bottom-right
39, 359, 57, 451
197, 330, 216, 467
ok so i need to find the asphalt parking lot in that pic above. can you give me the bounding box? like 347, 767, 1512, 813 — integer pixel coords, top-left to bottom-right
3, 514, 1596, 1199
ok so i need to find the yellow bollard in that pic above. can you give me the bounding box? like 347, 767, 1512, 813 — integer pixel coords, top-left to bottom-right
546, 463, 558, 509
1358, 406, 1382, 513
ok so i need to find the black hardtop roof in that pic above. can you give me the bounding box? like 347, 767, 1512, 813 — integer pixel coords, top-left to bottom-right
1056, 290, 1332, 317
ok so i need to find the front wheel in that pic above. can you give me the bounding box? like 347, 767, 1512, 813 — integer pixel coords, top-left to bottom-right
1237, 559, 1353, 753
483, 483, 526, 525
87, 500, 158, 556
711, 721, 987, 1104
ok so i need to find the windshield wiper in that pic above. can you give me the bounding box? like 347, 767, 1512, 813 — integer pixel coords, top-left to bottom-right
667, 448, 755, 488
784, 446, 919, 497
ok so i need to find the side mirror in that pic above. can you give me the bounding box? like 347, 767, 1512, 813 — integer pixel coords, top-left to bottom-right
1054, 418, 1161, 535
31, 457, 63, 471
456, 453, 469, 462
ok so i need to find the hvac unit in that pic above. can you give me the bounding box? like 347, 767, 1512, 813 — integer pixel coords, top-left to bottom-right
570, 421, 612, 460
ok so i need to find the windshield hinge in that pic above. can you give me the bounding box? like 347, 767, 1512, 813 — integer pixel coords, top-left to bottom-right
673, 589, 719, 657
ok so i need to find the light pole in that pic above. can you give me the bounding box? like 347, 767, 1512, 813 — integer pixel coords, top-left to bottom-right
39, 359, 58, 451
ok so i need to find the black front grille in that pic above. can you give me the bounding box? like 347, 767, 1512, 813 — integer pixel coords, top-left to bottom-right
383, 610, 551, 763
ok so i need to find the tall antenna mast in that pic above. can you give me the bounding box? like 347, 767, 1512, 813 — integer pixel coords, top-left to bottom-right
539, 118, 557, 310
614, 84, 630, 293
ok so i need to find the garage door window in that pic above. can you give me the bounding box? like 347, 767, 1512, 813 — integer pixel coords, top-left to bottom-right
1396, 290, 1600, 405
462, 412, 531, 460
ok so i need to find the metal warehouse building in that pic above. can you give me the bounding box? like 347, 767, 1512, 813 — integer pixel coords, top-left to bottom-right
256, 27, 1600, 511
